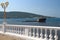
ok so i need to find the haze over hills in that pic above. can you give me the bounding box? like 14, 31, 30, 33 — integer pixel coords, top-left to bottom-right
0, 11, 51, 18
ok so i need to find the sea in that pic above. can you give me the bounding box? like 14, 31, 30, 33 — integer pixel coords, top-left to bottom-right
0, 17, 60, 26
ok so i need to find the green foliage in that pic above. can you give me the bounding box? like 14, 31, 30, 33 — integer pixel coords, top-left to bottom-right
0, 11, 49, 18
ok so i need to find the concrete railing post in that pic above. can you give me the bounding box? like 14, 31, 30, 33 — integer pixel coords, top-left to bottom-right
33, 28, 35, 37
36, 28, 39, 37
25, 28, 29, 36
54, 29, 58, 40
40, 28, 43, 39
49, 29, 53, 40
44, 29, 48, 40
28, 28, 31, 36
2, 23, 6, 33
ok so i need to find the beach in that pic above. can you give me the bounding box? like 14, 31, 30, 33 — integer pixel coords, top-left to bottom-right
0, 34, 24, 40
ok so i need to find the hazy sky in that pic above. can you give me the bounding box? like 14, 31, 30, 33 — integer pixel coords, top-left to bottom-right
0, 0, 60, 17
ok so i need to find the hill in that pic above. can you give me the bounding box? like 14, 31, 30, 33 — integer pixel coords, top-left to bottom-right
0, 11, 50, 18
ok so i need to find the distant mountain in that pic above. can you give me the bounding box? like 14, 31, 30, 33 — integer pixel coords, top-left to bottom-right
0, 11, 51, 18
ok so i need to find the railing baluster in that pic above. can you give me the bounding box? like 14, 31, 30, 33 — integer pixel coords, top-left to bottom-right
16, 27, 17, 33
17, 27, 18, 33
28, 28, 31, 36
20, 27, 21, 34
33, 28, 34, 37
25, 28, 28, 36
17, 27, 19, 34
49, 29, 53, 40
23, 28, 25, 34
10, 27, 12, 32
2, 24, 5, 33
11, 27, 12, 32
44, 29, 48, 40
19, 27, 20, 34
12, 27, 13, 33
8, 26, 10, 32
6, 26, 7, 32
16, 27, 18, 34
21, 28, 23, 34
18, 27, 20, 34
10, 27, 11, 32
36, 28, 38, 38
33, 28, 35, 37
15, 27, 17, 33
23, 28, 25, 35
13, 26, 14, 33
14, 27, 15, 33
30, 28, 31, 36
22, 28, 24, 34
9, 26, 10, 32
54, 29, 58, 40
23, 27, 25, 35
40, 28, 43, 38
11, 27, 13, 33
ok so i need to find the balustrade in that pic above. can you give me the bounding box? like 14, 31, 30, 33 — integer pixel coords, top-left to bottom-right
0, 24, 59, 40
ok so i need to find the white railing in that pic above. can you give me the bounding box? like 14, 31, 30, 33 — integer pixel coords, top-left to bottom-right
0, 24, 60, 40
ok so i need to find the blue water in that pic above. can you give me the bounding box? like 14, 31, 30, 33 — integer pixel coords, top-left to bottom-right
46, 18, 60, 23
0, 18, 60, 26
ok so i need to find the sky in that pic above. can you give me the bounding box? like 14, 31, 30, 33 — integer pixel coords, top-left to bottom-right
0, 0, 60, 17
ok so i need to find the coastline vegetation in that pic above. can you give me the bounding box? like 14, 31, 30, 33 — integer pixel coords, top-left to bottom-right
0, 11, 52, 18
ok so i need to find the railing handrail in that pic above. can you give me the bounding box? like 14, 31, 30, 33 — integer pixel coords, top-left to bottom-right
6, 24, 60, 30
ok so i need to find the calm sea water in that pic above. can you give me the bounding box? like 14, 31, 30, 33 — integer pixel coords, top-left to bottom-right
0, 18, 60, 26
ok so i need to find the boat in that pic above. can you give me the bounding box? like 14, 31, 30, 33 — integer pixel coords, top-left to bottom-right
37, 17, 46, 22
